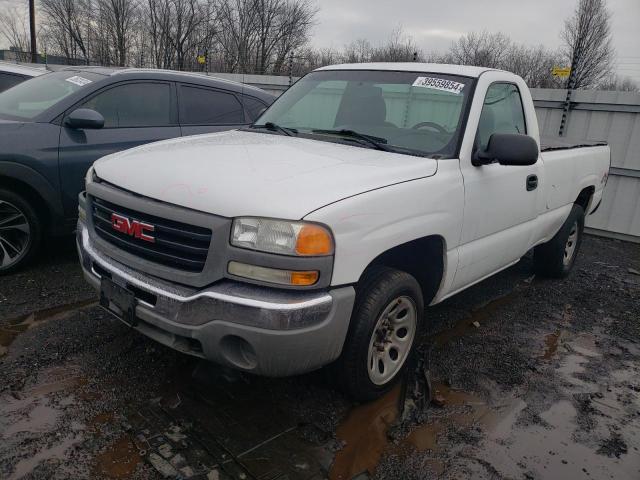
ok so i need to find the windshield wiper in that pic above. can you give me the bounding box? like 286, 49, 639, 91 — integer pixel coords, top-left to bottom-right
311, 129, 393, 152
251, 122, 297, 136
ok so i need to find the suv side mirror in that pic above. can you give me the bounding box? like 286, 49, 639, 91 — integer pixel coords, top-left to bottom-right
473, 133, 538, 167
65, 108, 105, 130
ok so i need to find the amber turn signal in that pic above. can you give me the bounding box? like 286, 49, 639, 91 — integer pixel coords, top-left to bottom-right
290, 270, 320, 286
295, 224, 334, 256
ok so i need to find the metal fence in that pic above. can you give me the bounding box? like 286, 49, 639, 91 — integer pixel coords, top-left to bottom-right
531, 89, 640, 242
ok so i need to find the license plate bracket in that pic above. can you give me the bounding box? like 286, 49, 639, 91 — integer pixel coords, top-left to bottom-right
100, 278, 137, 327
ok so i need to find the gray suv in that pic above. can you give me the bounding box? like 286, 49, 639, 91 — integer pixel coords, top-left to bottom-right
0, 67, 274, 273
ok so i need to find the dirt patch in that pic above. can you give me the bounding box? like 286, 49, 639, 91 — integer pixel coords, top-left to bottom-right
0, 298, 96, 357
0, 235, 638, 480
94, 435, 142, 479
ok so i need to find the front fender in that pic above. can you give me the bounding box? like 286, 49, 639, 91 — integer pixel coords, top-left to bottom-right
304, 161, 464, 288
0, 161, 64, 219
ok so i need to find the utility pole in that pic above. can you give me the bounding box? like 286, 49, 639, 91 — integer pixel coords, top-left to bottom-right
29, 0, 37, 63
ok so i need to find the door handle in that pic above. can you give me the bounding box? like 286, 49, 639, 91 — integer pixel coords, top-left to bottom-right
526, 174, 538, 191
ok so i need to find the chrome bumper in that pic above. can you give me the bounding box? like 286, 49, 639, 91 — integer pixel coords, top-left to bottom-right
77, 221, 355, 376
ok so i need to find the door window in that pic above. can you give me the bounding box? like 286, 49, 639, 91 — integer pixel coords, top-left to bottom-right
79, 82, 172, 128
179, 86, 244, 125
476, 83, 526, 151
242, 95, 268, 121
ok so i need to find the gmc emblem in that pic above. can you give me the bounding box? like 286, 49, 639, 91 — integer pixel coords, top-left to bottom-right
111, 213, 155, 243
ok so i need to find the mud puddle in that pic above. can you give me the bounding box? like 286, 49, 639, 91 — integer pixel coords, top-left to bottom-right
0, 298, 97, 357
329, 378, 513, 479
94, 435, 142, 479
0, 365, 87, 479
330, 385, 402, 480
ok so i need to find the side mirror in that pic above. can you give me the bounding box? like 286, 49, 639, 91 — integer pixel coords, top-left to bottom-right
473, 133, 538, 167
65, 108, 105, 130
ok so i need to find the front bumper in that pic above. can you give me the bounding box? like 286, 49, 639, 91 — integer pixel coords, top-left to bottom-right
77, 222, 355, 376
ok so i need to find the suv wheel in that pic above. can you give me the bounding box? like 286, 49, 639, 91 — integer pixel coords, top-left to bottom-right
335, 266, 424, 402
0, 189, 42, 275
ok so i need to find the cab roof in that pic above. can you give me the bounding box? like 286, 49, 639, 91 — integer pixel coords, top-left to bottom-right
316, 62, 497, 78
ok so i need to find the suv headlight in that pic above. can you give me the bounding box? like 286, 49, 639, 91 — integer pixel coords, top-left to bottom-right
85, 166, 96, 188
231, 217, 334, 256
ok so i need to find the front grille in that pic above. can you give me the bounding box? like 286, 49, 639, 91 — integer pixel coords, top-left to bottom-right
91, 197, 212, 272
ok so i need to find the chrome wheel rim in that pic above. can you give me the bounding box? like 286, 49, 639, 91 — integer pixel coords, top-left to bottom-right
0, 200, 31, 270
563, 221, 579, 266
367, 296, 417, 386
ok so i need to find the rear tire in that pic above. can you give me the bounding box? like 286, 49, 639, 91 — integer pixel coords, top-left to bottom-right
335, 266, 424, 402
533, 204, 584, 278
0, 189, 42, 275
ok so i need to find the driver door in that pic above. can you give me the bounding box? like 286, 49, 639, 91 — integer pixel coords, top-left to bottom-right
452, 78, 541, 291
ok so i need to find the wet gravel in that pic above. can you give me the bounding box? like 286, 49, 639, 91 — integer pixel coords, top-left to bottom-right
0, 234, 639, 480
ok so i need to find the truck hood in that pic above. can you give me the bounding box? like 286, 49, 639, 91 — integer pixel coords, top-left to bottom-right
94, 130, 438, 219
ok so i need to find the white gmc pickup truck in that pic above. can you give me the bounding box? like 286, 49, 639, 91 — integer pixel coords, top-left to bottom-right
78, 63, 610, 401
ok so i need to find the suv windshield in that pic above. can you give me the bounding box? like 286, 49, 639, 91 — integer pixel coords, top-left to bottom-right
253, 70, 474, 158
0, 71, 103, 121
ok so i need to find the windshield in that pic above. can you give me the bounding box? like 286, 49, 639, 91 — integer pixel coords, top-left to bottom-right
0, 71, 103, 121
254, 70, 474, 158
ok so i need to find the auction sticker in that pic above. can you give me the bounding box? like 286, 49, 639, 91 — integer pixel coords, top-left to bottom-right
65, 75, 93, 87
412, 77, 465, 94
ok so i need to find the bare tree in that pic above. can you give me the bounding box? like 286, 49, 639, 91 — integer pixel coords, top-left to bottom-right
97, 0, 140, 66
217, 0, 259, 72
504, 44, 564, 88
561, 0, 614, 88
269, 0, 315, 74
369, 26, 420, 62
598, 74, 639, 92
449, 31, 511, 68
40, 0, 91, 61
0, 8, 31, 59
343, 38, 372, 63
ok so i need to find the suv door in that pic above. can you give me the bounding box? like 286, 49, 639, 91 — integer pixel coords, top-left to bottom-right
178, 84, 247, 136
58, 81, 180, 217
452, 78, 541, 291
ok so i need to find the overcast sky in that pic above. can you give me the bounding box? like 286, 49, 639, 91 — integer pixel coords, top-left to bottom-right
311, 0, 640, 82
1, 0, 638, 81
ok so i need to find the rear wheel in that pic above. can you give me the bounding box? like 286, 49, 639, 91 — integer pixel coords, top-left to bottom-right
533, 204, 585, 278
0, 189, 42, 275
335, 266, 424, 402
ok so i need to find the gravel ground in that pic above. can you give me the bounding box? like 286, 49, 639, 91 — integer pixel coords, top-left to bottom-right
0, 234, 638, 480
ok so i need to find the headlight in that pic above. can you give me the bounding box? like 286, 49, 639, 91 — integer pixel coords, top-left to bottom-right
231, 218, 334, 256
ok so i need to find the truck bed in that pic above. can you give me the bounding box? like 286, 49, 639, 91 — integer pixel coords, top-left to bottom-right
541, 136, 607, 152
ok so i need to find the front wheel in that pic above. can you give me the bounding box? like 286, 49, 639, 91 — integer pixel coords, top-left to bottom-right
0, 189, 42, 275
335, 266, 424, 402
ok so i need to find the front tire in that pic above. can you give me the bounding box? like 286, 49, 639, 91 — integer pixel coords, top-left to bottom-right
335, 266, 424, 402
533, 204, 585, 278
0, 189, 42, 275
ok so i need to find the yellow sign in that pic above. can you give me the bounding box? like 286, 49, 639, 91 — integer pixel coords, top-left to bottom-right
197, 55, 206, 65
552, 67, 571, 78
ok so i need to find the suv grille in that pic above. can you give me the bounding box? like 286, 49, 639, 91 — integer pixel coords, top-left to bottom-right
91, 197, 212, 272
